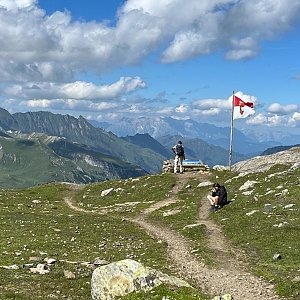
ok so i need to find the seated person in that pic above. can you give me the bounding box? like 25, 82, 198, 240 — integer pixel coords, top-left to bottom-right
207, 183, 227, 210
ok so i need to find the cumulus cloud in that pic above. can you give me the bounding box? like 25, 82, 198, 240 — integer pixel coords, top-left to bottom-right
268, 102, 298, 115
246, 113, 268, 125
5, 77, 145, 101
0, 0, 300, 82
288, 111, 300, 126
20, 99, 121, 111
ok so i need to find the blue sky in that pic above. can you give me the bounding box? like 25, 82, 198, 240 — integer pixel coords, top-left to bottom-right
0, 0, 300, 132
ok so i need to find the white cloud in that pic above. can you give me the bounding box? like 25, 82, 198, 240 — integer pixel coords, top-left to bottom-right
246, 113, 268, 125
20, 98, 120, 112
192, 98, 231, 110
0, 0, 300, 83
268, 103, 298, 115
175, 104, 188, 113
5, 77, 145, 101
288, 111, 300, 126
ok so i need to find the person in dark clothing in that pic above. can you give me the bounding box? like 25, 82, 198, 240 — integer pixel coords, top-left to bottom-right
172, 140, 185, 174
207, 183, 227, 211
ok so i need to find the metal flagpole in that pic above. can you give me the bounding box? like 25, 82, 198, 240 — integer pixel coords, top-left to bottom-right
228, 91, 235, 171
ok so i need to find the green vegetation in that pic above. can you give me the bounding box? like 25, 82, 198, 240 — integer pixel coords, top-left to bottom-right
1, 163, 300, 299
120, 285, 207, 299
0, 182, 171, 299
72, 174, 176, 216
209, 164, 300, 298
0, 136, 145, 189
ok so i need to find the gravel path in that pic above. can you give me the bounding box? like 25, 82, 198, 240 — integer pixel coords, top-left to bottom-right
63, 176, 284, 299
130, 172, 284, 300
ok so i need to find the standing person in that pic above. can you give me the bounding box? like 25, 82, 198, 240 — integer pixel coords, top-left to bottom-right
172, 140, 185, 174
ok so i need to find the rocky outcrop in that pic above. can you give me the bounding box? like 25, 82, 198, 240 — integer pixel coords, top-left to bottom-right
232, 146, 300, 173
91, 259, 189, 300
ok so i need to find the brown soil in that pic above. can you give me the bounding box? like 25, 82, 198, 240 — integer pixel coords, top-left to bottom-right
64, 175, 285, 300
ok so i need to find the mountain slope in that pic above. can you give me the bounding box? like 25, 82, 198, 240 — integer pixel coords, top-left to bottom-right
232, 146, 300, 173
91, 116, 279, 155
2, 110, 164, 173
122, 133, 173, 158
0, 134, 146, 188
158, 135, 247, 166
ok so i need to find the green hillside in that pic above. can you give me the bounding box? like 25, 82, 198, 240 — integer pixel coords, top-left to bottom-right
0, 136, 146, 189
0, 157, 299, 299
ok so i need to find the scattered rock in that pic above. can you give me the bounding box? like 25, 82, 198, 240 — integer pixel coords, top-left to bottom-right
30, 263, 49, 275
101, 188, 114, 197
91, 259, 189, 300
162, 209, 181, 217
246, 210, 259, 216
212, 165, 228, 171
93, 258, 110, 266
1, 264, 19, 270
242, 190, 253, 196
239, 180, 258, 190
273, 253, 282, 260
183, 223, 201, 229
64, 270, 76, 279
44, 258, 56, 265
197, 181, 213, 188
32, 199, 41, 204
284, 204, 295, 209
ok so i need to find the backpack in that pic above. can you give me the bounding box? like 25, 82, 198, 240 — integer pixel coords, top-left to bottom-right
175, 144, 184, 156
219, 185, 228, 205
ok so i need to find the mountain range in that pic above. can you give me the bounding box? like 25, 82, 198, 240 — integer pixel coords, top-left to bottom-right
90, 116, 283, 155
1, 107, 294, 188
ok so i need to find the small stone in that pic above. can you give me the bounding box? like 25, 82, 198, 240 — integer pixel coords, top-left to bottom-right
273, 253, 282, 260
93, 258, 109, 266
44, 258, 57, 264
64, 270, 76, 279
101, 188, 114, 197
2, 264, 19, 270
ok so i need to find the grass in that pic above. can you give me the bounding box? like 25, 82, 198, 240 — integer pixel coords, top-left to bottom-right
72, 174, 176, 216
209, 164, 300, 298
0, 181, 172, 299
2, 164, 300, 299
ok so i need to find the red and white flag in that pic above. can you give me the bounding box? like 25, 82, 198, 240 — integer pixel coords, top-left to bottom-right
233, 95, 255, 120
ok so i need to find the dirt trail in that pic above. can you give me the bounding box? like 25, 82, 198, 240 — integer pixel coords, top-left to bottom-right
63, 176, 284, 300
130, 172, 283, 300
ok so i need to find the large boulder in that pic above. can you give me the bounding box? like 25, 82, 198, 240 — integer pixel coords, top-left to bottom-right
91, 259, 189, 300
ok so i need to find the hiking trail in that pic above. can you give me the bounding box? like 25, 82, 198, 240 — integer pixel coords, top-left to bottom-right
64, 174, 284, 300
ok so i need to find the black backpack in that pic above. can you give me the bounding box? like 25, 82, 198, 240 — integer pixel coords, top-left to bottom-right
175, 144, 184, 156
219, 185, 228, 205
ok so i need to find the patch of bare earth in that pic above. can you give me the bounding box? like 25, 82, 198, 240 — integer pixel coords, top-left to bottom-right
130, 172, 284, 300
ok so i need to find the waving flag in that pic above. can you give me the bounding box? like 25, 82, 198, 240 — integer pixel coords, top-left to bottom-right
233, 95, 255, 120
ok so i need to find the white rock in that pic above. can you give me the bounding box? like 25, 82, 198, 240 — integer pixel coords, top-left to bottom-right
242, 190, 253, 196
284, 204, 295, 209
32, 200, 41, 204
101, 188, 114, 197
239, 180, 258, 191
246, 210, 259, 216
197, 181, 213, 188
30, 264, 49, 275
91, 259, 189, 300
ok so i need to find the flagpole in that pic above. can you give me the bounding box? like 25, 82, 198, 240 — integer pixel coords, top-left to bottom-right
229, 90, 234, 171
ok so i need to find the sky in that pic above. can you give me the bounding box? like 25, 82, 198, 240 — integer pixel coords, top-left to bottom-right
0, 0, 300, 132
